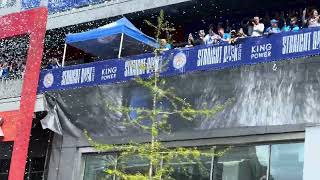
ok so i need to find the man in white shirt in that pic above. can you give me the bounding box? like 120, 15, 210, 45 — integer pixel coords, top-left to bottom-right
251, 16, 265, 37
204, 24, 221, 45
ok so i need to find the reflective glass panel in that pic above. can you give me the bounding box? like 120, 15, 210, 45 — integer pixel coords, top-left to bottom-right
166, 151, 212, 180
270, 143, 304, 180
83, 154, 116, 180
214, 145, 269, 180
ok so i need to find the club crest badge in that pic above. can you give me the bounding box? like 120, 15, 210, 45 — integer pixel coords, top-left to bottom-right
173, 52, 187, 69
43, 72, 54, 88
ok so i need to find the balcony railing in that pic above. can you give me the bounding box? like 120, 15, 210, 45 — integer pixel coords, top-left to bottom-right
2, 27, 320, 99
38, 27, 320, 93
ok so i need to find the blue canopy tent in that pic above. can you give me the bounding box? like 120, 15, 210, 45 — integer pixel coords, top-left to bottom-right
63, 17, 159, 66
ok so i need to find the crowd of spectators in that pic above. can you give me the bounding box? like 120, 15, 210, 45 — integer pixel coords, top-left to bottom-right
42, 58, 61, 70
0, 56, 62, 79
0, 60, 25, 79
2, 7, 320, 71
42, 7, 320, 67
0, 37, 28, 80
159, 7, 320, 50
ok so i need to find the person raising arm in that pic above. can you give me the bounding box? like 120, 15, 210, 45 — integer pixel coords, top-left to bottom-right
251, 16, 265, 37
303, 8, 320, 28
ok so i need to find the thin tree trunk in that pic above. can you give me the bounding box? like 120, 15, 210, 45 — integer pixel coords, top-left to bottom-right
149, 60, 159, 179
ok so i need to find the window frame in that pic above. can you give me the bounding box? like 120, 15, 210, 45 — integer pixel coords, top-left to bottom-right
79, 131, 305, 180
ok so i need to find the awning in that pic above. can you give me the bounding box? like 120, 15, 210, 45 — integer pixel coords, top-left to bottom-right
65, 17, 159, 60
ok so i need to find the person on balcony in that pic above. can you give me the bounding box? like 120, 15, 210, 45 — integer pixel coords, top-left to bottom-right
228, 30, 238, 44
217, 27, 231, 41
251, 16, 265, 37
229, 28, 248, 44
237, 28, 247, 38
185, 33, 195, 48
1, 63, 9, 79
194, 30, 206, 46
282, 16, 300, 32
266, 19, 281, 34
204, 24, 221, 45
302, 8, 320, 28
46, 58, 61, 69
241, 17, 253, 36
160, 39, 172, 51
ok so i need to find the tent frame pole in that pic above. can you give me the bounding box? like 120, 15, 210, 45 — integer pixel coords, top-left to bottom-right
62, 43, 67, 67
118, 33, 124, 58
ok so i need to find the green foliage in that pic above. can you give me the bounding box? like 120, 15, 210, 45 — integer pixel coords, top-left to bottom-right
144, 10, 175, 42
85, 10, 233, 180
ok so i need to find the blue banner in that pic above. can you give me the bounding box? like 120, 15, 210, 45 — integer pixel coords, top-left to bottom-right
48, 0, 104, 13
21, 0, 41, 10
38, 27, 320, 93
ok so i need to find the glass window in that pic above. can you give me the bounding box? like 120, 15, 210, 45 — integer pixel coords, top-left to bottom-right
117, 155, 150, 177
0, 159, 10, 180
270, 143, 304, 180
24, 157, 47, 180
166, 152, 212, 180
214, 145, 269, 180
0, 142, 13, 180
83, 143, 305, 180
83, 154, 116, 180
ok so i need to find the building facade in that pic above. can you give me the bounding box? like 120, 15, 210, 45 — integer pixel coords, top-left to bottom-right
1, 0, 320, 180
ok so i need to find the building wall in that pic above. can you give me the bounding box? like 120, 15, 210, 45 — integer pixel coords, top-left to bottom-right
43, 56, 320, 144
47, 127, 306, 180
0, 95, 46, 113
44, 55, 320, 180
0, 111, 18, 142
0, 0, 191, 29
47, 0, 191, 29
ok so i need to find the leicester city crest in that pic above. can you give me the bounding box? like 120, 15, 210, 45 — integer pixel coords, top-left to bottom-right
43, 72, 54, 88
173, 52, 187, 69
